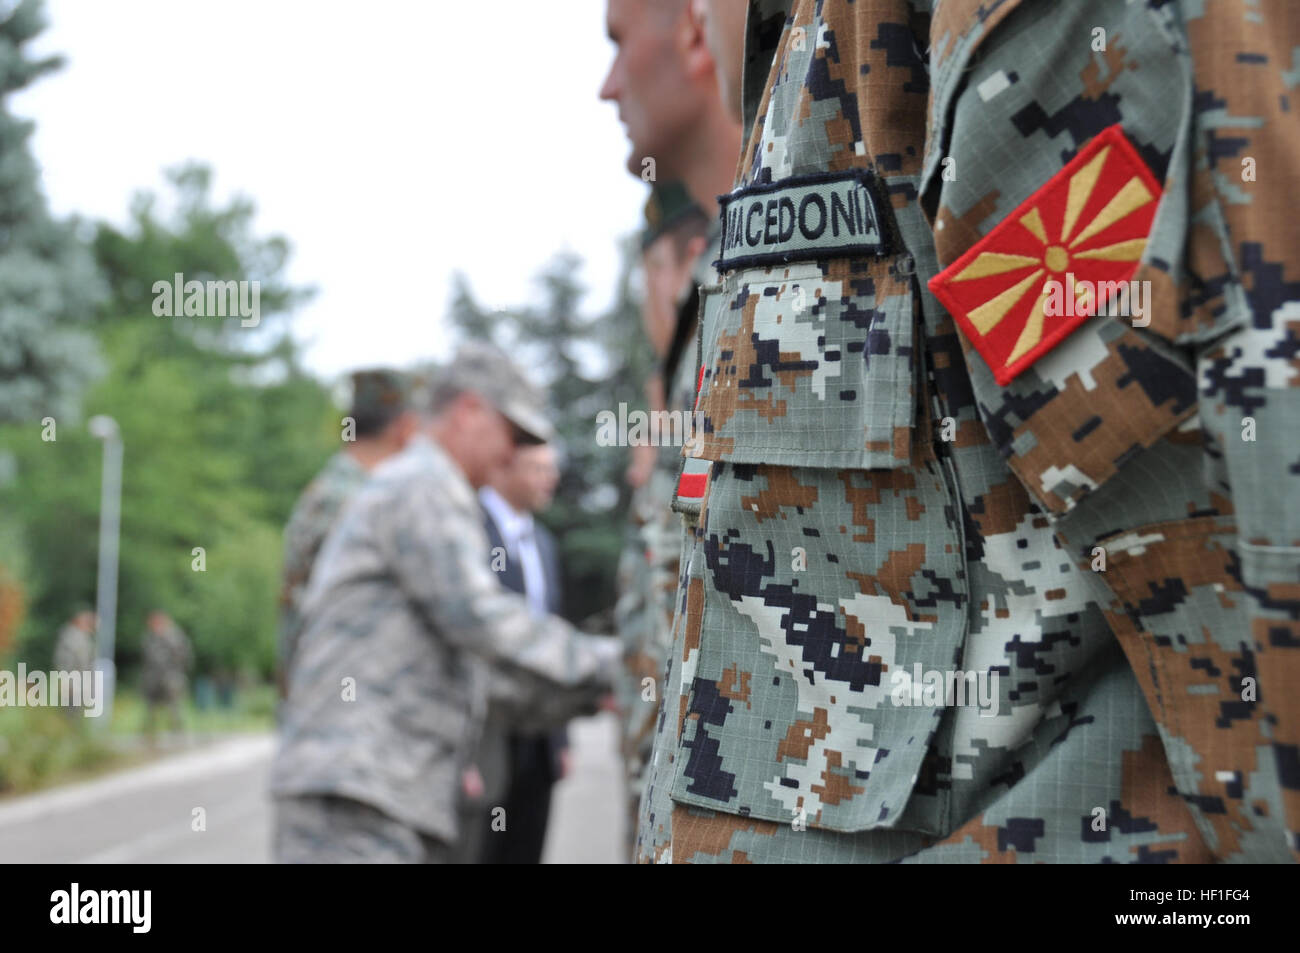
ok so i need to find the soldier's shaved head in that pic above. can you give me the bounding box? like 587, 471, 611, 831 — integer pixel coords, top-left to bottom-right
600, 0, 736, 195
694, 0, 748, 122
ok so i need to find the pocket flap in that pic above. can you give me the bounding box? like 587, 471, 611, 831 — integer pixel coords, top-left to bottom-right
685, 254, 918, 470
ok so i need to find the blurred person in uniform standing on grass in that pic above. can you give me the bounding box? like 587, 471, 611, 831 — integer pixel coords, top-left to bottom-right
141, 610, 192, 738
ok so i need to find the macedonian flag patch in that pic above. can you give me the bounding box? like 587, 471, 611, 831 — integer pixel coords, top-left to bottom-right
929, 125, 1161, 386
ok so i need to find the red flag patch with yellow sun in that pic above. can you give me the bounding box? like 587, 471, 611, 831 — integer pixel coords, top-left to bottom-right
928, 125, 1162, 386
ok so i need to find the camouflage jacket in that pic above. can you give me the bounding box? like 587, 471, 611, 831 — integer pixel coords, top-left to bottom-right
617, 465, 677, 778
53, 624, 95, 674
637, 0, 1298, 863
620, 223, 725, 794
270, 435, 619, 843
141, 622, 192, 702
278, 451, 367, 681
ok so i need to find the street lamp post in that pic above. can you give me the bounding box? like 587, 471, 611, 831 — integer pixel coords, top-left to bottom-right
88, 415, 122, 728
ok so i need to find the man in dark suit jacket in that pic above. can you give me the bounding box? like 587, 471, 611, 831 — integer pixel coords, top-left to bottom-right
475, 443, 569, 863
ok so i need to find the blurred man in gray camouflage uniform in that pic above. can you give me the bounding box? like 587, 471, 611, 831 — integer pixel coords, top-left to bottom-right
141, 610, 192, 737
53, 609, 96, 717
54, 609, 96, 676
637, 0, 1298, 863
271, 344, 619, 864
277, 369, 416, 698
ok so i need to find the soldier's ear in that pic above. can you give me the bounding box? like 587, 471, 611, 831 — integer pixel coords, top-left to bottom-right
679, 1, 717, 84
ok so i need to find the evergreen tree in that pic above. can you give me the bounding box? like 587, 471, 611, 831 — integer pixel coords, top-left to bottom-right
446, 272, 499, 345
446, 239, 652, 625
0, 0, 102, 424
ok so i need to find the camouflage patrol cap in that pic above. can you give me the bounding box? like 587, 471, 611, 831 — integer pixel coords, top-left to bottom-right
641, 181, 708, 251
438, 342, 555, 444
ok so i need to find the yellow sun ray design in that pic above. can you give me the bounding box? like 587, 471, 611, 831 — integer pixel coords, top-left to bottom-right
1019, 207, 1048, 243
1061, 146, 1110, 243
950, 252, 1041, 282
1007, 280, 1056, 365
966, 268, 1045, 336
1073, 238, 1148, 262
1068, 177, 1154, 248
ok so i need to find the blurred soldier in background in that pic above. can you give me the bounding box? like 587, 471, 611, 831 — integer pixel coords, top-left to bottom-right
53, 608, 96, 674
53, 608, 96, 717
141, 610, 192, 737
638, 0, 1299, 864
270, 343, 619, 864
600, 0, 741, 858
466, 442, 569, 864
277, 369, 416, 699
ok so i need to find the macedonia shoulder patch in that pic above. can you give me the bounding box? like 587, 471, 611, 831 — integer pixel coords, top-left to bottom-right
715, 170, 889, 270
928, 124, 1162, 386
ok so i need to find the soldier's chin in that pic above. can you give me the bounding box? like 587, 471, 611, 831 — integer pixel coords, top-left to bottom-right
624, 138, 659, 179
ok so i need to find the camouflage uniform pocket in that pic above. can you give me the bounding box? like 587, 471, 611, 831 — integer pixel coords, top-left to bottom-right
683, 257, 917, 471
666, 446, 968, 834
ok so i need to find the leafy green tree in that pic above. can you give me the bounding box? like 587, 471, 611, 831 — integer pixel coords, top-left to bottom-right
0, 165, 334, 680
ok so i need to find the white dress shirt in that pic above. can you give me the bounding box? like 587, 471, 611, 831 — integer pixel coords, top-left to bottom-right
480, 486, 548, 617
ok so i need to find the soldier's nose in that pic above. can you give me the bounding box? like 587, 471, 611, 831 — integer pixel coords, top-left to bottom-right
599, 65, 620, 103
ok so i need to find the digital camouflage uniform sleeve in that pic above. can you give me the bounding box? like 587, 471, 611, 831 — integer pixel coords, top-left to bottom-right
1177, 0, 1300, 861
634, 0, 1296, 863
383, 462, 619, 697
277, 452, 367, 679
921, 0, 1299, 862
618, 472, 676, 778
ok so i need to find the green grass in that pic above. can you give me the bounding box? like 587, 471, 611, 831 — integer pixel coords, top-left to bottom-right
107, 683, 277, 737
0, 681, 277, 798
0, 704, 120, 796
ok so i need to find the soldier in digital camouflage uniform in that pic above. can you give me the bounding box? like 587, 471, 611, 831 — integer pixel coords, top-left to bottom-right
53, 609, 96, 717
636, 0, 1298, 863
53, 609, 96, 675
616, 186, 710, 847
277, 369, 415, 699
271, 344, 619, 863
141, 610, 192, 736
601, 0, 744, 854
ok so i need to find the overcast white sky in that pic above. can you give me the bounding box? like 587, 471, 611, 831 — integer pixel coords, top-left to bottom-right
14, 0, 646, 379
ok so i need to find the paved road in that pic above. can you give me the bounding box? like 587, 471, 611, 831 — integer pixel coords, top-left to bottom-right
543, 713, 628, 864
0, 713, 625, 864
